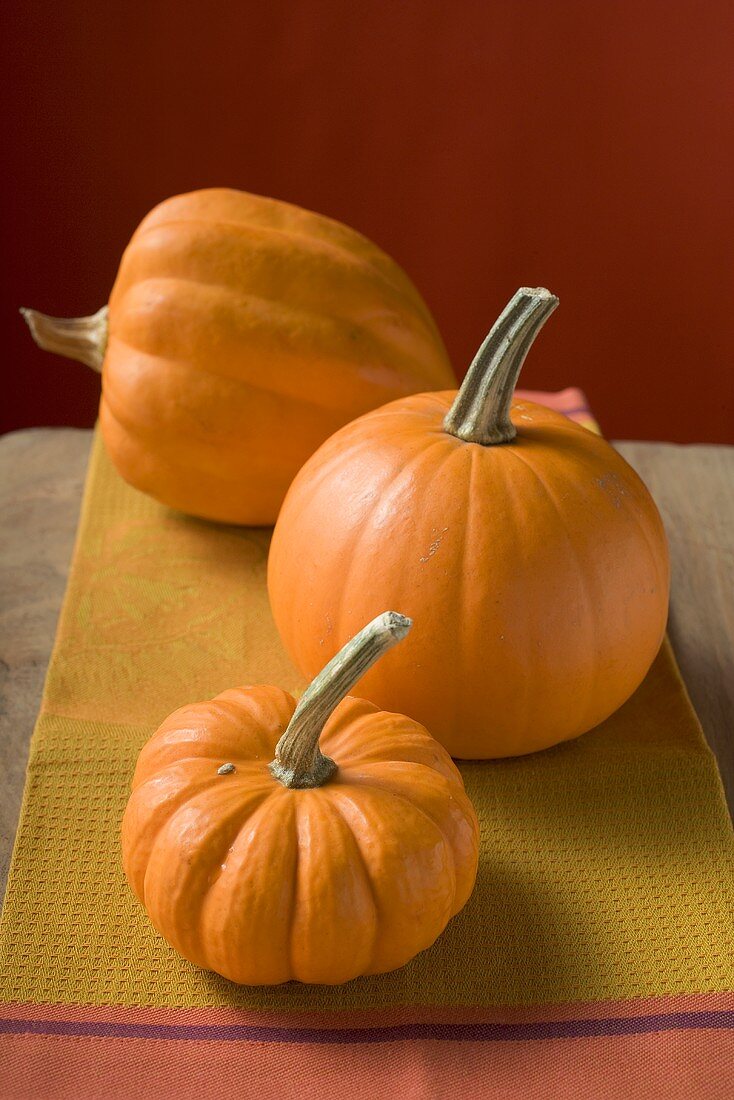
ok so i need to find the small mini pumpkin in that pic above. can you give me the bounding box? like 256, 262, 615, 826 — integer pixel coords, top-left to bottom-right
268, 288, 670, 759
22, 188, 454, 525
121, 612, 479, 985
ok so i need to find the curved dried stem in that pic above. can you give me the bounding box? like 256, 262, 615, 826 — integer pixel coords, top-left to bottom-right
21, 305, 108, 371
270, 612, 412, 789
443, 288, 558, 445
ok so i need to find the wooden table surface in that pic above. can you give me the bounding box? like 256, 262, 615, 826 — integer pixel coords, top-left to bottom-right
1, 429, 732, 900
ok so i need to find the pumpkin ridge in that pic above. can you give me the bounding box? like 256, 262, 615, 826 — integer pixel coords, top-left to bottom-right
160, 695, 281, 730
319, 794, 381, 972
101, 404, 286, 523
104, 334, 354, 422
141, 782, 275, 954
264, 791, 304, 982
210, 697, 295, 758
321, 712, 460, 781
322, 712, 426, 759
101, 377, 318, 489
108, 283, 442, 404
214, 683, 295, 711
100, 401, 246, 505
486, 450, 543, 741
198, 783, 286, 890
201, 693, 290, 741
324, 785, 457, 971
141, 780, 273, 883
129, 217, 438, 332
102, 372, 321, 493
194, 783, 299, 981
337, 759, 465, 799
287, 796, 302, 979
446, 441, 476, 733
340, 759, 466, 810
118, 245, 436, 345
150, 726, 277, 770
334, 437, 451, 655
315, 698, 380, 754
335, 763, 474, 914
162, 687, 292, 735
506, 445, 603, 735
333, 782, 458, 896
130, 215, 437, 330
136, 189, 390, 271
109, 285, 441, 401
123, 768, 225, 898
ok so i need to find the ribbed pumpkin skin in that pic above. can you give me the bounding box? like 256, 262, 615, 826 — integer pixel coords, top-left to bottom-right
268, 394, 671, 758
121, 685, 479, 985
101, 188, 454, 524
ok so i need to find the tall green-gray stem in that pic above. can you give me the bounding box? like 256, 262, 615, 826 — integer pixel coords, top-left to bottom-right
270, 611, 412, 789
20, 306, 109, 372
443, 287, 559, 445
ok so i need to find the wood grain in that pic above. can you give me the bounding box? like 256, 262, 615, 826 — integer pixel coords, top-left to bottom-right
0, 430, 731, 902
0, 429, 91, 899
616, 442, 733, 811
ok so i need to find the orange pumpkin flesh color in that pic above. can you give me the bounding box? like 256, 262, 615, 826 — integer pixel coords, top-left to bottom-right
268, 288, 671, 759
21, 188, 454, 525
121, 612, 479, 986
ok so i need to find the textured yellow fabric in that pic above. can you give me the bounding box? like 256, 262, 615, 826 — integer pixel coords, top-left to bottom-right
1, 431, 732, 1011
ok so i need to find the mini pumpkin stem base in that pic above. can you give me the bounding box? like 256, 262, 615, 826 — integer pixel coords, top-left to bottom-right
270, 611, 412, 789
20, 305, 108, 371
270, 752, 337, 791
443, 287, 558, 446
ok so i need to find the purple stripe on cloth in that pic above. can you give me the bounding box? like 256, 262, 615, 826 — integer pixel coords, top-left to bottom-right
2, 1011, 734, 1045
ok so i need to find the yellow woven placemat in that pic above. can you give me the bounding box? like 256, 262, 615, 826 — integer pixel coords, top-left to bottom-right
1, 430, 732, 1011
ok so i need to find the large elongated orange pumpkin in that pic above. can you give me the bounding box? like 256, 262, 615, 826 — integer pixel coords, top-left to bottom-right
268, 288, 670, 759
22, 189, 453, 524
121, 612, 479, 985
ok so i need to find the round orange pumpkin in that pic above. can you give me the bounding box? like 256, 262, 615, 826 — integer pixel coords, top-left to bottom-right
268, 288, 671, 759
121, 612, 479, 985
22, 188, 453, 524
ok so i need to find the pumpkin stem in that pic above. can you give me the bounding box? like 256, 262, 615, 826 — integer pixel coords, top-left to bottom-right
443, 287, 559, 445
20, 305, 108, 372
270, 612, 412, 789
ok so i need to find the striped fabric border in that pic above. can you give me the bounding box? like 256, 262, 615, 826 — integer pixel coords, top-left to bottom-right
2, 995, 732, 1099
2, 1009, 734, 1044
3, 991, 734, 1038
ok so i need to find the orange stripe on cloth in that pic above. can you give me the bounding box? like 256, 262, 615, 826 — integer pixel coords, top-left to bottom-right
3, 1025, 732, 1100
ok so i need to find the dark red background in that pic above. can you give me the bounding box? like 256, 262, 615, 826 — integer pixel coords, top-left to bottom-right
3, 1, 733, 441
